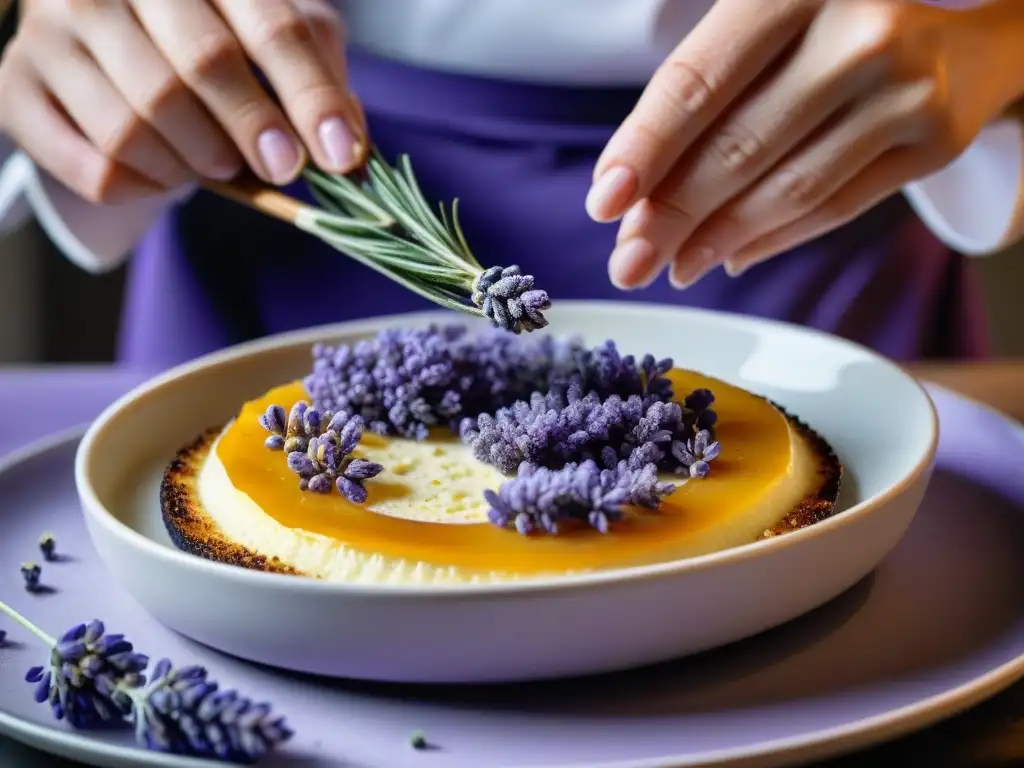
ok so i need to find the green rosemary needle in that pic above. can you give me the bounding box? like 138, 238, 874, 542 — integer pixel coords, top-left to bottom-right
294, 149, 551, 334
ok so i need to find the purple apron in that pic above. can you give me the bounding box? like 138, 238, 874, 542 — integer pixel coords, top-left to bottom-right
117, 50, 990, 371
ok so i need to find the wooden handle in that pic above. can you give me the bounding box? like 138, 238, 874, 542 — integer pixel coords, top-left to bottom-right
202, 174, 306, 225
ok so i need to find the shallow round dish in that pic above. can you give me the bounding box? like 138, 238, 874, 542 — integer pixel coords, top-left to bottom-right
75, 302, 938, 684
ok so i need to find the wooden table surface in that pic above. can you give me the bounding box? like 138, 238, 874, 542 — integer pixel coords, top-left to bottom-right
811, 361, 1024, 767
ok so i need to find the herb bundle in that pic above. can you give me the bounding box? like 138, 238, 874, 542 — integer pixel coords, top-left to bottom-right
244, 150, 551, 333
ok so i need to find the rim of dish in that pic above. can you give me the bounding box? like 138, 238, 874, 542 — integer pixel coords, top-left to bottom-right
74, 302, 941, 597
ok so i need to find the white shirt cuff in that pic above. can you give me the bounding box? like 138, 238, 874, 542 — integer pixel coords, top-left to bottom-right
903, 117, 1024, 256
0, 148, 187, 273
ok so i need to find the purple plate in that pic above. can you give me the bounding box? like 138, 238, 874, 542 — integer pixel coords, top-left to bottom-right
1, 385, 1023, 768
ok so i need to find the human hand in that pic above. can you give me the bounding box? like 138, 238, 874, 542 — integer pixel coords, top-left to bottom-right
590, 0, 1024, 287
0, 0, 365, 204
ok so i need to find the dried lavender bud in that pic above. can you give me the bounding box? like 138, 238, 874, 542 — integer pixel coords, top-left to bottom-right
26, 620, 148, 729
39, 532, 56, 562
21, 562, 41, 592
485, 460, 676, 535
0, 628, 6, 646
286, 452, 315, 478
134, 658, 292, 762
640, 354, 673, 400
258, 405, 286, 437
410, 730, 428, 750
283, 402, 309, 454
672, 429, 722, 478
684, 388, 714, 413
472, 266, 551, 334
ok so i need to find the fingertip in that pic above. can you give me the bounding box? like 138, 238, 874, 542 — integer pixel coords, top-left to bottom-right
608, 238, 658, 290
585, 165, 638, 223
669, 245, 718, 289
207, 159, 244, 182
256, 128, 305, 185
317, 115, 360, 173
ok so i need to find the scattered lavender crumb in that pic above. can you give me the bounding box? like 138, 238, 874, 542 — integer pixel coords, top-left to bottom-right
409, 730, 429, 750
21, 562, 41, 592
39, 532, 56, 562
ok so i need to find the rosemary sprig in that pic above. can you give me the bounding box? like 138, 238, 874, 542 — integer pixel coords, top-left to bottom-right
295, 149, 551, 334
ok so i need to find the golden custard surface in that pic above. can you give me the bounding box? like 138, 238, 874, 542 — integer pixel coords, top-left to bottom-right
215, 370, 792, 574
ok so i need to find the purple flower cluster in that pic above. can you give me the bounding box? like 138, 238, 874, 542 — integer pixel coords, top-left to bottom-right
134, 659, 292, 762
267, 326, 725, 534
471, 265, 551, 334
485, 458, 677, 535
302, 326, 677, 439
260, 402, 383, 502
463, 380, 719, 477
27, 620, 147, 729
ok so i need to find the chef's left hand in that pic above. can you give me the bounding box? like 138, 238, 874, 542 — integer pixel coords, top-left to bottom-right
591, 0, 1024, 287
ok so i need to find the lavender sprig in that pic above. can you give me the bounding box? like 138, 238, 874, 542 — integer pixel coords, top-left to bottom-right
261, 404, 384, 502
25, 620, 147, 729
297, 151, 550, 333
0, 601, 291, 763
132, 659, 292, 762
485, 459, 676, 535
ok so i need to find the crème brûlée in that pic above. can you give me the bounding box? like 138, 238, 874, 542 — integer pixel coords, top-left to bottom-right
160, 368, 842, 584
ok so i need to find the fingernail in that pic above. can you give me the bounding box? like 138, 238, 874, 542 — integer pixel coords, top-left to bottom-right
586, 166, 637, 223
609, 238, 658, 290
616, 200, 648, 245
724, 259, 747, 277
318, 117, 358, 172
257, 129, 302, 184
208, 162, 241, 181
670, 245, 717, 289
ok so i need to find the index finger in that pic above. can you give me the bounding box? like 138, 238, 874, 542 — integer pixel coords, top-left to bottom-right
588, 0, 814, 222
213, 0, 364, 173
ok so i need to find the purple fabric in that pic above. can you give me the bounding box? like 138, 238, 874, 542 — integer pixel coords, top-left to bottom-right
118, 49, 990, 371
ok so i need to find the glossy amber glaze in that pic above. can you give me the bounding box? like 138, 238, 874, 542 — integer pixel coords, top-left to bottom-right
216, 370, 791, 573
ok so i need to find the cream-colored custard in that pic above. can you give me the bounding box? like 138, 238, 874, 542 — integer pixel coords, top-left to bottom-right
194, 416, 820, 585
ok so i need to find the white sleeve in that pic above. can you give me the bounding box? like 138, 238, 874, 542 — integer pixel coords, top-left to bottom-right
0, 146, 189, 273
903, 117, 1024, 256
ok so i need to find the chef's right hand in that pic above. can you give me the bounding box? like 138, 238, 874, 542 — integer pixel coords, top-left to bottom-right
0, 0, 365, 203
